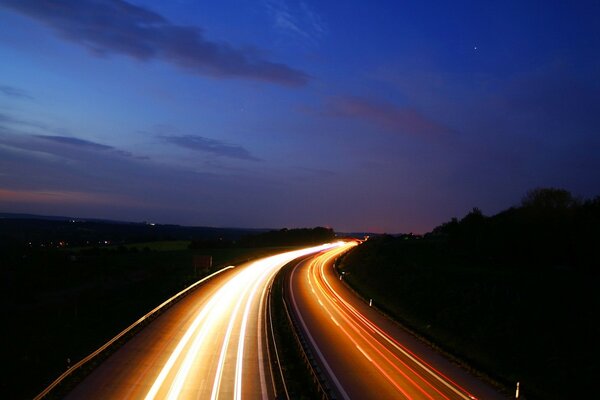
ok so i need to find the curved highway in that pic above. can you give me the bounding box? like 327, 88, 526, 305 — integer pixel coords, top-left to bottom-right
64, 243, 342, 400
287, 242, 505, 400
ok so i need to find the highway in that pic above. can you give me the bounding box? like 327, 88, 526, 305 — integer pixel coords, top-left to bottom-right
64, 243, 343, 400
287, 242, 505, 400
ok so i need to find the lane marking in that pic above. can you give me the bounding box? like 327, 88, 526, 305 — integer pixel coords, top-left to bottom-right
289, 261, 351, 400
145, 285, 223, 400
234, 263, 280, 400
318, 250, 473, 400
168, 268, 260, 399
355, 345, 373, 362
210, 269, 255, 400
311, 251, 444, 400
257, 282, 271, 400
146, 244, 341, 400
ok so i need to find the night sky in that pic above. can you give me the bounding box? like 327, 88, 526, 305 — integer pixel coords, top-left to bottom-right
1, 0, 599, 233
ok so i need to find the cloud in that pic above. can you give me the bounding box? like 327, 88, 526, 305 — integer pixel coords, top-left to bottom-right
0, 111, 48, 131
0, 112, 140, 161
0, 126, 183, 212
265, 0, 325, 43
160, 135, 259, 161
34, 135, 114, 151
300, 2, 326, 35
326, 96, 454, 139
0, 127, 285, 227
0, 108, 147, 160
1, 0, 309, 86
0, 85, 33, 100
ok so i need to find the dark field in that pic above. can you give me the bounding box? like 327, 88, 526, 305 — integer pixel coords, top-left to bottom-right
0, 242, 295, 399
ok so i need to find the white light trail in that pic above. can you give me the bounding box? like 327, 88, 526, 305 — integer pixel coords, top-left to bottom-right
144, 242, 343, 400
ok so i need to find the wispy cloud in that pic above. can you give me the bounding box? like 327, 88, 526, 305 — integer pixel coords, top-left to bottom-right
0, 111, 141, 161
0, 111, 48, 131
0, 125, 172, 213
326, 96, 454, 140
0, 126, 280, 226
0, 85, 33, 100
1, 0, 308, 86
160, 135, 260, 161
265, 0, 325, 43
299, 2, 326, 36
0, 188, 136, 206
34, 135, 114, 151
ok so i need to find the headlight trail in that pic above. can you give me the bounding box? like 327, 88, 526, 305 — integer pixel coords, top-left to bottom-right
144, 243, 343, 400
210, 269, 252, 400
65, 242, 344, 400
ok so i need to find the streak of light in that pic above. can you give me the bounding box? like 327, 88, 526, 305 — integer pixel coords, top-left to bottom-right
234, 262, 279, 400
210, 268, 253, 400
145, 242, 343, 400
308, 252, 447, 399
299, 243, 479, 400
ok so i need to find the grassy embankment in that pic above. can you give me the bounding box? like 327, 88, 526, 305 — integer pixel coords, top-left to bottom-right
1, 241, 295, 399
338, 189, 599, 400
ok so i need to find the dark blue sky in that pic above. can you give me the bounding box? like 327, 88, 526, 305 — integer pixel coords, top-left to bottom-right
0, 0, 599, 232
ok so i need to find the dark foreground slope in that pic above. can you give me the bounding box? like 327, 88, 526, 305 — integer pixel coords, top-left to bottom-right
339, 189, 599, 400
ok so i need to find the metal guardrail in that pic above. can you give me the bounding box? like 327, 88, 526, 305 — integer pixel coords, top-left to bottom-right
280, 269, 334, 400
34, 265, 236, 400
266, 283, 290, 400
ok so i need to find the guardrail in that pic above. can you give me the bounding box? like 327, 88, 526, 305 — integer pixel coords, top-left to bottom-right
266, 282, 290, 400
34, 265, 235, 400
280, 266, 335, 400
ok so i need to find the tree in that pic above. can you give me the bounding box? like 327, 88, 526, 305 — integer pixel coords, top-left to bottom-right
521, 188, 577, 210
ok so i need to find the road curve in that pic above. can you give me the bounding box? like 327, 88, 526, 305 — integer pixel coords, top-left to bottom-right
65, 243, 343, 400
287, 242, 506, 400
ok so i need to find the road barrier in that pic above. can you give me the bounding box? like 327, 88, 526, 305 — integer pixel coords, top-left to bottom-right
278, 262, 335, 400
265, 282, 290, 400
34, 265, 235, 400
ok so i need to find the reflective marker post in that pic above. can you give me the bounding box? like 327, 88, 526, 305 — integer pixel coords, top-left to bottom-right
515, 382, 520, 399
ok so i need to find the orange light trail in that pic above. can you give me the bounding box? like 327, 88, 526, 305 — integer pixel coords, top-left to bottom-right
290, 242, 480, 400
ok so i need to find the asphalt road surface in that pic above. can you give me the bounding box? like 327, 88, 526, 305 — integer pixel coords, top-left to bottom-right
287, 242, 506, 400
65, 243, 342, 400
